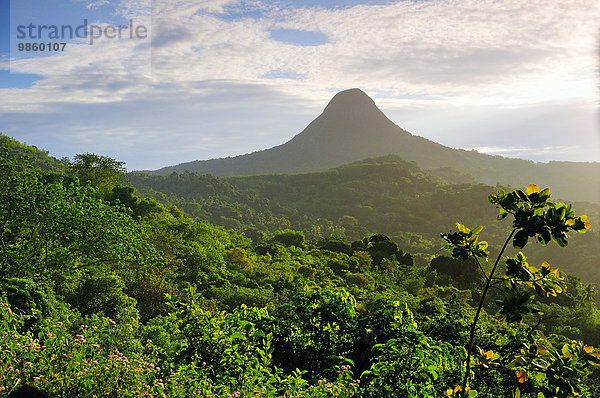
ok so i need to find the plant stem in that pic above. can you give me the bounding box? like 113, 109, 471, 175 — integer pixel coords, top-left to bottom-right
460, 228, 516, 397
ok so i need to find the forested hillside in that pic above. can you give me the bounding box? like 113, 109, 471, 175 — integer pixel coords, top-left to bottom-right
0, 133, 65, 171
130, 155, 600, 286
2, 139, 600, 397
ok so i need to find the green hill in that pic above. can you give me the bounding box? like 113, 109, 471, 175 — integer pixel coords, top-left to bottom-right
131, 155, 600, 285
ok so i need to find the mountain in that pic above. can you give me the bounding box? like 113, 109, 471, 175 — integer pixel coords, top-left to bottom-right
151, 89, 600, 203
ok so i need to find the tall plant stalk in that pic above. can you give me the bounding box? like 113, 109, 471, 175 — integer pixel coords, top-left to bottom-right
441, 184, 593, 398
460, 229, 515, 396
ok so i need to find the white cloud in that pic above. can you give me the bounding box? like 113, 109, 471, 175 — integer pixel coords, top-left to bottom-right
7, 0, 599, 106
135, 0, 600, 108
1, 0, 599, 168
74, 0, 111, 9
469, 145, 587, 162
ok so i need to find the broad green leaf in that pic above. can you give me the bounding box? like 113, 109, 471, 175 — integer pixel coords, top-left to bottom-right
515, 189, 528, 200
539, 229, 551, 245
498, 208, 509, 220
513, 230, 529, 249
230, 332, 246, 340
507, 357, 527, 369
456, 223, 469, 233
551, 231, 568, 248
471, 225, 483, 236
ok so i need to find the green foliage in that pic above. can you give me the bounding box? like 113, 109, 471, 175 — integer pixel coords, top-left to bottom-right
166, 292, 275, 384
67, 273, 137, 319
0, 278, 55, 331
441, 223, 489, 260
104, 185, 165, 218
130, 157, 600, 288
270, 290, 358, 378
272, 229, 306, 248
489, 184, 590, 249
2, 145, 600, 397
362, 329, 464, 397
352, 233, 414, 267
442, 184, 596, 397
497, 252, 564, 322
429, 256, 484, 290
0, 296, 149, 397
68, 153, 127, 191
0, 154, 155, 279
0, 133, 65, 171
317, 236, 353, 255
0, 293, 364, 397
508, 340, 600, 398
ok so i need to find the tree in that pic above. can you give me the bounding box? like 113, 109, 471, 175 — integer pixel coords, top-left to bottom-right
271, 229, 305, 248
68, 153, 126, 191
0, 154, 154, 279
352, 234, 413, 267
441, 184, 597, 397
317, 236, 352, 255
270, 290, 358, 377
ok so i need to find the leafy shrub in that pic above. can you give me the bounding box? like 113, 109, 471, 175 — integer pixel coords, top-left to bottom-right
272, 229, 306, 248
271, 290, 358, 378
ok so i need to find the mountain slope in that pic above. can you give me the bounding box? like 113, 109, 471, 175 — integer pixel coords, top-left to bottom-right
152, 89, 600, 203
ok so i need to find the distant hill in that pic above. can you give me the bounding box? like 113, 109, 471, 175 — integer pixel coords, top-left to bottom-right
131, 155, 600, 284
151, 88, 600, 203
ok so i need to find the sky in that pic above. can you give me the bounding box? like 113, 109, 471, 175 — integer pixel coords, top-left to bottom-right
0, 0, 599, 170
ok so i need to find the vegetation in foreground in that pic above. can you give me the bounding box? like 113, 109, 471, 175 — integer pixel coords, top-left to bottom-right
1, 138, 600, 397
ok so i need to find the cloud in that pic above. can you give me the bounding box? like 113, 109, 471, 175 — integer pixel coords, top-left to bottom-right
73, 0, 111, 9
470, 146, 585, 162
0, 80, 320, 169
0, 0, 598, 169
86, 1, 110, 9
7, 0, 599, 104
136, 0, 599, 106
261, 69, 308, 80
